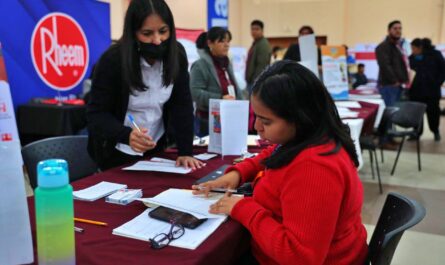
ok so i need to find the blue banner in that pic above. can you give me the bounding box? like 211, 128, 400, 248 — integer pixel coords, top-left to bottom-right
207, 0, 229, 29
0, 0, 110, 108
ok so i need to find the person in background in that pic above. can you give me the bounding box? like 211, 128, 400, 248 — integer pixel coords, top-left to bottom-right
190, 27, 243, 137
283, 25, 322, 66
87, 0, 204, 170
352, 63, 368, 89
375, 20, 409, 107
195, 31, 207, 59
193, 61, 368, 265
270, 46, 281, 64
245, 20, 272, 93
409, 38, 445, 141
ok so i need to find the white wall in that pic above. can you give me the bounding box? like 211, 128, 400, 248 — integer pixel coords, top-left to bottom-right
105, 0, 445, 48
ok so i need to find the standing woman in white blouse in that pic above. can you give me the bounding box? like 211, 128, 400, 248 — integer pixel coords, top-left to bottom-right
87, 0, 203, 170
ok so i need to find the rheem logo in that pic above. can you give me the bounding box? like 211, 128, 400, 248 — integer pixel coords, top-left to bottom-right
31, 13, 89, 91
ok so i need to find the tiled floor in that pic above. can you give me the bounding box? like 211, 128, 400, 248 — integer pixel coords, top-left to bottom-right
24, 107, 445, 264
360, 108, 445, 264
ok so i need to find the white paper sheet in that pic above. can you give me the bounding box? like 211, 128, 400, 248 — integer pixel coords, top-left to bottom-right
140, 189, 225, 219
73, 181, 127, 201
112, 208, 227, 250
335, 101, 361, 109
299, 34, 319, 78
123, 157, 192, 174
337, 107, 359, 118
193, 153, 218, 160
220, 100, 249, 156
343, 119, 364, 170
193, 135, 209, 146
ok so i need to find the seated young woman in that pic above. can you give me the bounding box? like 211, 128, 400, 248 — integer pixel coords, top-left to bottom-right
192, 60, 368, 265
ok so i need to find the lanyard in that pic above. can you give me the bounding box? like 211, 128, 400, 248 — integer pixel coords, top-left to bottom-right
223, 68, 232, 86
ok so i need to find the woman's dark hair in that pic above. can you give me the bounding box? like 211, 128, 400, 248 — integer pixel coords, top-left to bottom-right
298, 25, 314, 35
252, 60, 359, 169
411, 38, 435, 52
411, 38, 422, 48
119, 0, 178, 92
205, 27, 232, 53
196, 32, 208, 49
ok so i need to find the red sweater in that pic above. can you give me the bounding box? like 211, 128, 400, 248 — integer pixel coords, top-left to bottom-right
229, 142, 368, 265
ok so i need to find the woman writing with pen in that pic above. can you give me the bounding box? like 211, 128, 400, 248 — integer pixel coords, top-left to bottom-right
193, 61, 368, 265
87, 0, 203, 170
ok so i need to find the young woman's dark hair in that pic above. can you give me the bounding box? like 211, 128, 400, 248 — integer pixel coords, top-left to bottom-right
252, 60, 359, 169
195, 32, 208, 50
119, 0, 179, 92
205, 27, 232, 53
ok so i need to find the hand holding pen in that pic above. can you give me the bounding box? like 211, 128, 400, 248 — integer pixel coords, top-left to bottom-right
128, 114, 156, 153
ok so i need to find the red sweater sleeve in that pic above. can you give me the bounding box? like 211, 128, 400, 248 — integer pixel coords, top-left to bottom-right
231, 159, 345, 264
225, 145, 276, 184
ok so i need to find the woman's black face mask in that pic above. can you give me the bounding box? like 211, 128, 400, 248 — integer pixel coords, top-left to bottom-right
138, 41, 168, 60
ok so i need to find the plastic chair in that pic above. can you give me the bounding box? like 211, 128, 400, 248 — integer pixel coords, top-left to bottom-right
359, 107, 398, 194
387, 102, 427, 175
367, 192, 426, 265
22, 135, 98, 188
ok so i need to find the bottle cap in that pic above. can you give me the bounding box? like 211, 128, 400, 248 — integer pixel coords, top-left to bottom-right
37, 159, 69, 188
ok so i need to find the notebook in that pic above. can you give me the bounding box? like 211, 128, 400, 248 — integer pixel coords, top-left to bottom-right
73, 181, 127, 201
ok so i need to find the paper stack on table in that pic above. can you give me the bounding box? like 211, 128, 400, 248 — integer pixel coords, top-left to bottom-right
73, 181, 127, 201
123, 157, 192, 174
113, 188, 228, 250
139, 189, 224, 219
112, 208, 226, 250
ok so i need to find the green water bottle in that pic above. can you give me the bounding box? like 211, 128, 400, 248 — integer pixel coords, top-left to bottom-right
35, 159, 75, 265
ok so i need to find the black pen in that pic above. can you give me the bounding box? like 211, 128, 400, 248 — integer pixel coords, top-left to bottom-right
197, 186, 241, 194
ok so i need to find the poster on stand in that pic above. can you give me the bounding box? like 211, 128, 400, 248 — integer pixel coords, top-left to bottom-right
321, 45, 349, 100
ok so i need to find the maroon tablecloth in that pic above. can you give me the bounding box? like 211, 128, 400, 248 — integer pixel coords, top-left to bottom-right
27, 150, 253, 265
347, 101, 379, 135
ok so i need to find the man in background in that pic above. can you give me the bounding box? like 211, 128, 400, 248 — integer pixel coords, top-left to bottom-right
375, 20, 409, 106
245, 20, 271, 93
352, 63, 368, 89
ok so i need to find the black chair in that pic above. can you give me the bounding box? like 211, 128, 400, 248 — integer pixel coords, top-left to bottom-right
359, 107, 399, 194
22, 135, 98, 188
387, 102, 427, 175
368, 192, 426, 265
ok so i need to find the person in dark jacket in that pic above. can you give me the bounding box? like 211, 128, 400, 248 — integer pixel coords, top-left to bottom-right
409, 38, 445, 141
352, 63, 368, 89
375, 20, 409, 107
283, 25, 322, 66
245, 20, 271, 93
87, 0, 204, 170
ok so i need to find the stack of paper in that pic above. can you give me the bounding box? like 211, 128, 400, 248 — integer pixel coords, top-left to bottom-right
139, 189, 224, 219
105, 189, 142, 205
113, 208, 226, 250
114, 189, 227, 249
73, 181, 127, 201
123, 157, 192, 174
